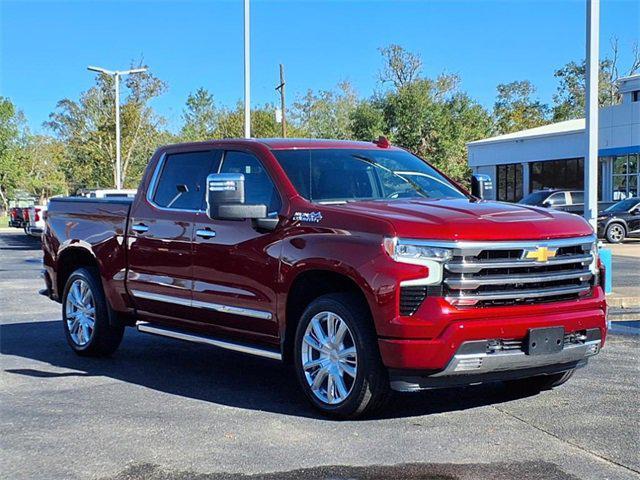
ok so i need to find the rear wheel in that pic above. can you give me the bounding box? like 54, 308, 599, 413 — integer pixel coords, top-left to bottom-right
505, 369, 575, 392
62, 268, 124, 357
294, 293, 390, 419
605, 223, 626, 243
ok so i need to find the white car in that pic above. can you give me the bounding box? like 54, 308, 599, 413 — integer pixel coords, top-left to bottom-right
82, 189, 137, 199
25, 205, 47, 238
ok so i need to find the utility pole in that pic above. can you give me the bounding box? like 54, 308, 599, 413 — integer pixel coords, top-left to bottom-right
243, 0, 251, 138
276, 64, 287, 138
584, 0, 599, 229
87, 65, 147, 190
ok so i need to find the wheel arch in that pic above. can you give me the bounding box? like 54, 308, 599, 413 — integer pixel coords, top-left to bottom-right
281, 268, 373, 364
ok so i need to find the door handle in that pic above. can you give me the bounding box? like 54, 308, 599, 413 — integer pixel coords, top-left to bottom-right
196, 228, 216, 239
132, 223, 149, 233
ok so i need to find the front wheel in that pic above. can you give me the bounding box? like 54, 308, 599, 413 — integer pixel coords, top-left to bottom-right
294, 293, 390, 419
605, 223, 626, 243
62, 267, 124, 357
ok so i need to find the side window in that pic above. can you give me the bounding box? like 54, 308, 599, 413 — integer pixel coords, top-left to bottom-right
220, 151, 282, 215
546, 192, 566, 206
570, 191, 584, 204
153, 151, 221, 210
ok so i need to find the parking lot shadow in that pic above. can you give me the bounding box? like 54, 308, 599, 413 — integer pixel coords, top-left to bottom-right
0, 232, 42, 251
1, 320, 540, 420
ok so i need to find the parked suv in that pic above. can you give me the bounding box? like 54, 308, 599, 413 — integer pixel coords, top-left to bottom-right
41, 139, 607, 418
597, 197, 640, 243
518, 189, 613, 214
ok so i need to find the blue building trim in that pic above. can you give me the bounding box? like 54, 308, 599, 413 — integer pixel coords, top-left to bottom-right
599, 145, 640, 156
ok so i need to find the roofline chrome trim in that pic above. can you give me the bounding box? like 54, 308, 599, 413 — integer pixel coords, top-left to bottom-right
137, 321, 282, 361
131, 290, 273, 320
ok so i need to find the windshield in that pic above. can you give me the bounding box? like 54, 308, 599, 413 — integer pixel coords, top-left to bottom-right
519, 191, 551, 205
605, 198, 639, 213
272, 148, 466, 203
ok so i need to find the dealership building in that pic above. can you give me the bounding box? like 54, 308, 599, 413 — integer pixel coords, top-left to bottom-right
467, 74, 640, 203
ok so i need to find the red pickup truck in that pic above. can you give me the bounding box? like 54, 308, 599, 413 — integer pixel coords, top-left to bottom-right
41, 138, 606, 418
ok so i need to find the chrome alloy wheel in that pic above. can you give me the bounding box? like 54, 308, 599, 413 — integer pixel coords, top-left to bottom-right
301, 311, 358, 405
608, 224, 625, 242
65, 278, 96, 346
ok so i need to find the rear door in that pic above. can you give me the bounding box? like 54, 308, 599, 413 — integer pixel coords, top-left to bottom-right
191, 150, 283, 344
127, 148, 222, 328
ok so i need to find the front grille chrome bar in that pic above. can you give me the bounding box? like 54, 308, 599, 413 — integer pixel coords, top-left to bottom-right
445, 253, 593, 274
445, 284, 591, 304
444, 269, 593, 290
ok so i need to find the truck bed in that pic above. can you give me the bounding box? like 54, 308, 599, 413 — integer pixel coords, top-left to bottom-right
43, 197, 133, 308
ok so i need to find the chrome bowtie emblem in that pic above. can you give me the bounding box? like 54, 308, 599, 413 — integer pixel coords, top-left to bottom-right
523, 246, 557, 262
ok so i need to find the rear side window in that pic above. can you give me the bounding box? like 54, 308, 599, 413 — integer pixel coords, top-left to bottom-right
569, 191, 584, 204
546, 192, 566, 206
220, 151, 282, 215
153, 151, 221, 210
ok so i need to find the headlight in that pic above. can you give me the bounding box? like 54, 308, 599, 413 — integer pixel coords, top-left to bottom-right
589, 242, 599, 276
383, 238, 452, 286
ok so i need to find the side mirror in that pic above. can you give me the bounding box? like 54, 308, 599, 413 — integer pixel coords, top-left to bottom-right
206, 173, 267, 220
471, 174, 493, 199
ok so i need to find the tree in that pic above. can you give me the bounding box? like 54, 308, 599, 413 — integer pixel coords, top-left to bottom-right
46, 62, 168, 190
378, 44, 423, 89
181, 88, 217, 141
291, 81, 358, 139
493, 80, 549, 134
0, 98, 28, 211
19, 135, 68, 203
552, 40, 640, 121
350, 100, 386, 141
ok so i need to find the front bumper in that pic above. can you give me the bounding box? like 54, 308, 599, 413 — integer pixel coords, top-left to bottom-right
389, 329, 601, 391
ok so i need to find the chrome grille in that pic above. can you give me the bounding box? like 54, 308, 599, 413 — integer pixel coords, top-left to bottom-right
442, 236, 596, 307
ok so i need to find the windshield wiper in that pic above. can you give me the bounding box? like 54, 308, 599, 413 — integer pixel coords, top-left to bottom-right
351, 154, 430, 198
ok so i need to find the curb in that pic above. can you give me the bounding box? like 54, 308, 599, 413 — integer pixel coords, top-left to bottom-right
608, 308, 640, 322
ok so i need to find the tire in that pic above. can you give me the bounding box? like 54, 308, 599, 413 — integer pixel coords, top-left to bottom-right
293, 293, 390, 419
605, 223, 626, 244
62, 267, 124, 357
505, 369, 575, 392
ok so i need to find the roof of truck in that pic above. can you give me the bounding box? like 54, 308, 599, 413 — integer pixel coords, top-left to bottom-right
168, 138, 401, 151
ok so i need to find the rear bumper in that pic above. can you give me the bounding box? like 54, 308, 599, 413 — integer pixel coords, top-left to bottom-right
378, 288, 607, 374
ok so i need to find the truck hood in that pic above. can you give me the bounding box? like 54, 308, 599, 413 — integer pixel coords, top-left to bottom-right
332, 198, 594, 241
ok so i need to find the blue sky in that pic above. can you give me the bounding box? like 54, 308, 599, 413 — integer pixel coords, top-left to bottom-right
1, 0, 638, 133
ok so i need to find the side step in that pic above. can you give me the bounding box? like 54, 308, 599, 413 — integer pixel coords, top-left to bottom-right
136, 321, 282, 361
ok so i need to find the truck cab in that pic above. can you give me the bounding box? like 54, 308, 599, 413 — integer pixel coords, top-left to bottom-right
42, 138, 607, 419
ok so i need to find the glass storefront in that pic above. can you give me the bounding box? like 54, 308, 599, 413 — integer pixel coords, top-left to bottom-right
496, 163, 523, 202
610, 154, 639, 200
529, 158, 584, 192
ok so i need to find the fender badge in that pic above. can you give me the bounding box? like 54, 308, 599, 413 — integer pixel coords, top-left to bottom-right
293, 211, 323, 223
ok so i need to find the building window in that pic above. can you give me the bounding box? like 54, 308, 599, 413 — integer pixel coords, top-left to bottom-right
497, 163, 523, 202
529, 158, 584, 193
612, 154, 639, 200
633, 91, 639, 102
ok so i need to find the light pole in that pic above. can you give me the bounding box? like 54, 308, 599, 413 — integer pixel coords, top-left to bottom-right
244, 0, 251, 138
87, 65, 147, 190
584, 0, 599, 229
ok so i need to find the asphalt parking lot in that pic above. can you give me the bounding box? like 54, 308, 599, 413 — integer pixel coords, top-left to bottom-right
1, 230, 639, 480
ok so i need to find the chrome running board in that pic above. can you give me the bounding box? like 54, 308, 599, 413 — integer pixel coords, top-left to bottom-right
136, 321, 282, 361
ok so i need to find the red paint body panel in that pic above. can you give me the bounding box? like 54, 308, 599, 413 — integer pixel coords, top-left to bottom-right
42, 139, 607, 375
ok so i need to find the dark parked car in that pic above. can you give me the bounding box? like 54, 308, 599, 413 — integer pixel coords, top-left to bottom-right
518, 190, 614, 215
597, 198, 640, 243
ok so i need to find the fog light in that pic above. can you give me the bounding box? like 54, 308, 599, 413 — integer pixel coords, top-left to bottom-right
586, 343, 600, 356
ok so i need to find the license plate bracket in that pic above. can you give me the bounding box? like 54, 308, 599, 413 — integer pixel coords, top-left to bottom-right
527, 327, 564, 355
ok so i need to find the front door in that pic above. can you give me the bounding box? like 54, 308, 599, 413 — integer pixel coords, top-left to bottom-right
191, 150, 283, 345
127, 148, 222, 328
